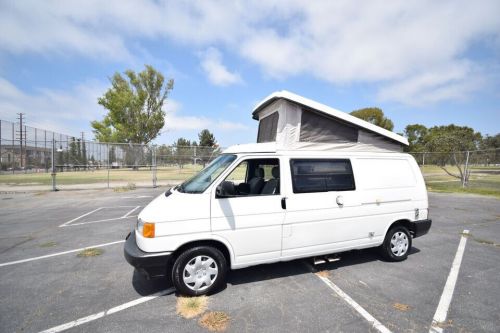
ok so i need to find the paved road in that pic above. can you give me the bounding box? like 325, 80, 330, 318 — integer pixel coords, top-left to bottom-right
0, 189, 498, 332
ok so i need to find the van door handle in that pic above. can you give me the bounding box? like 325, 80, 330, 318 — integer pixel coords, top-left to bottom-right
281, 197, 287, 210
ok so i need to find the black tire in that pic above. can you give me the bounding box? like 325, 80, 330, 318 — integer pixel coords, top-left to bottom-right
171, 246, 227, 296
380, 226, 412, 262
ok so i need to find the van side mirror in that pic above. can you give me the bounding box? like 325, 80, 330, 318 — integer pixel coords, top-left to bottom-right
216, 181, 234, 198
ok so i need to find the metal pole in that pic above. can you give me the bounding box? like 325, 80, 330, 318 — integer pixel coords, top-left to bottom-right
51, 138, 57, 191
107, 143, 110, 189
152, 146, 157, 188
463, 150, 470, 188
0, 120, 2, 170
12, 123, 14, 174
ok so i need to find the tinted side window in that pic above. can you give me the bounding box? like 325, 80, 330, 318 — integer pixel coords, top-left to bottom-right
290, 159, 355, 193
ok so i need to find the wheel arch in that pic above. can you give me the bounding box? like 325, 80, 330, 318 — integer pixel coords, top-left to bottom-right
171, 237, 234, 268
385, 219, 416, 238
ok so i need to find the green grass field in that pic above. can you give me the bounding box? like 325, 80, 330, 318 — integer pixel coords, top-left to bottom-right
1, 163, 499, 198
0, 165, 203, 186
420, 165, 500, 198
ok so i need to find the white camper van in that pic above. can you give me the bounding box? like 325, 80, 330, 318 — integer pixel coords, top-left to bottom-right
125, 91, 431, 296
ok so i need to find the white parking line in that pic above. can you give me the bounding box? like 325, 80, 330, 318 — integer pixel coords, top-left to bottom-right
62, 215, 137, 227
59, 206, 141, 227
59, 207, 104, 227
38, 288, 175, 333
305, 262, 392, 333
122, 206, 140, 218
0, 240, 125, 267
429, 230, 469, 333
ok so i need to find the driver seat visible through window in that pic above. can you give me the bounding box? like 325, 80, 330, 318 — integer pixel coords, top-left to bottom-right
260, 166, 280, 194
221, 158, 280, 197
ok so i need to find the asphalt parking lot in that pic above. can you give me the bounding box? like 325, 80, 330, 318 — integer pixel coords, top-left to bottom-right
0, 188, 499, 333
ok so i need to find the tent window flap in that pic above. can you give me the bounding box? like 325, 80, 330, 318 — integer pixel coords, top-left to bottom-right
300, 110, 358, 143
257, 112, 279, 143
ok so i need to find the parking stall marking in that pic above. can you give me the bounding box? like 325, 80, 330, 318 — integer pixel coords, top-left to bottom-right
0, 240, 125, 267
304, 262, 392, 333
38, 288, 175, 333
59, 206, 141, 227
58, 207, 104, 227
429, 230, 469, 333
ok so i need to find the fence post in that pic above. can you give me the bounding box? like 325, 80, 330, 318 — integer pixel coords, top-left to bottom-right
463, 150, 470, 188
51, 138, 57, 191
12, 123, 14, 174
107, 143, 110, 189
152, 145, 157, 188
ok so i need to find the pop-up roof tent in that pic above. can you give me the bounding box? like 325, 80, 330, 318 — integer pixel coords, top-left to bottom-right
253, 91, 408, 152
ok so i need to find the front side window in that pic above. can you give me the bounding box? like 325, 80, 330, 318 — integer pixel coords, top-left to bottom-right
178, 154, 236, 193
218, 158, 280, 197
290, 159, 355, 193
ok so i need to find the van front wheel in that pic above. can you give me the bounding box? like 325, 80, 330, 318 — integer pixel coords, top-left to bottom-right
171, 246, 227, 296
380, 226, 412, 261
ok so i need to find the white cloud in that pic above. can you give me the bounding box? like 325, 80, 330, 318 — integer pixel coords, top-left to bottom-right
1, 0, 500, 104
163, 99, 248, 132
200, 47, 242, 86
0, 77, 106, 137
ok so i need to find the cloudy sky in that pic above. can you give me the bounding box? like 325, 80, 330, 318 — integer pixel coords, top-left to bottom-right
0, 0, 499, 147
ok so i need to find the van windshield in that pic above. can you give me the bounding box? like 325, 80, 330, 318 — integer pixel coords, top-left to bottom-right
176, 154, 237, 194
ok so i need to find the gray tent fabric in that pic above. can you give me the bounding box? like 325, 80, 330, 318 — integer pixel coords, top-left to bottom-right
299, 110, 358, 143
257, 112, 279, 143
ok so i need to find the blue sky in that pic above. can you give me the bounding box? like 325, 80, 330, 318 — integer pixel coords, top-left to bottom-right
0, 0, 499, 147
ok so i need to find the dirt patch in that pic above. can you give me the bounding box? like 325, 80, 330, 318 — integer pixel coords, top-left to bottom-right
199, 311, 230, 332
77, 248, 103, 257
315, 270, 330, 278
176, 296, 208, 319
393, 303, 411, 312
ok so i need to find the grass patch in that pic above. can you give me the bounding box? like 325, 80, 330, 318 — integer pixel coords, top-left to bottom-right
77, 248, 103, 257
113, 182, 136, 192
39, 241, 57, 248
393, 303, 410, 312
176, 296, 208, 319
198, 311, 230, 332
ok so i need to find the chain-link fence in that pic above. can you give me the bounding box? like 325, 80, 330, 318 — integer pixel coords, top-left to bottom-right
0, 119, 223, 191
409, 148, 500, 196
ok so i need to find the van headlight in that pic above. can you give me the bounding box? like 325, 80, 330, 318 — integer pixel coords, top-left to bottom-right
136, 218, 155, 238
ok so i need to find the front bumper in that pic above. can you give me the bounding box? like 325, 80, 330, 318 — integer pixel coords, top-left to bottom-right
409, 219, 432, 238
124, 231, 172, 279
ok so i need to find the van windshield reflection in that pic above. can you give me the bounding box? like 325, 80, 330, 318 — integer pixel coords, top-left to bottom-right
176, 154, 236, 193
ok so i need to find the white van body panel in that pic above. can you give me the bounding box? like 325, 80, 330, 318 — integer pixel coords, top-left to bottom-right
136, 150, 429, 269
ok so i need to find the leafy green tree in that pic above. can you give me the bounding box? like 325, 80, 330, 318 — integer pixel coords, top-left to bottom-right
197, 129, 218, 166
174, 138, 192, 168
481, 133, 500, 149
424, 125, 482, 185
92, 65, 174, 144
404, 124, 428, 152
69, 137, 78, 165
350, 107, 394, 131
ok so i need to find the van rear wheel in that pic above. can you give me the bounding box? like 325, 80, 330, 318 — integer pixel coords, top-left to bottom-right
171, 246, 227, 296
380, 226, 412, 261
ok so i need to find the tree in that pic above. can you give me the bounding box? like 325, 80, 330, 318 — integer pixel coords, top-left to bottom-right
481, 133, 500, 149
92, 65, 174, 144
350, 107, 394, 131
424, 125, 482, 186
173, 138, 192, 168
197, 129, 218, 166
404, 124, 428, 152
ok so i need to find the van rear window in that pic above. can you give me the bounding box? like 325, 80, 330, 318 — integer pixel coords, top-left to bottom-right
290, 159, 355, 193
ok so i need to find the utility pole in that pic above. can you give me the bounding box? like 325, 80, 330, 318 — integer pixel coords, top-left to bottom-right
16, 113, 24, 169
